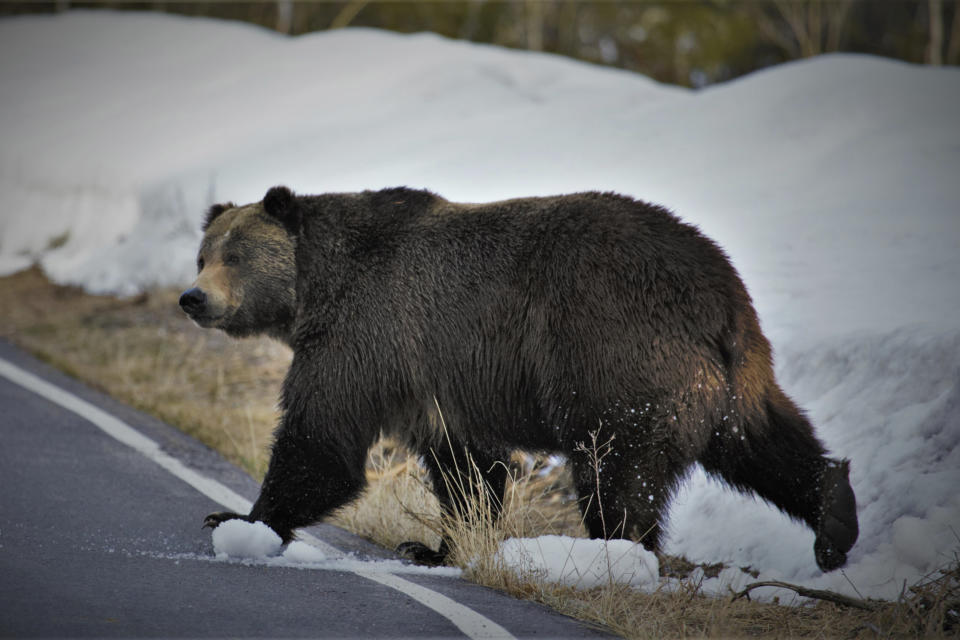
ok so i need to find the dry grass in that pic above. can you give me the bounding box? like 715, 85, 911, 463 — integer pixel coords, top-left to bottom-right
0, 267, 286, 479
428, 447, 959, 639
2, 267, 956, 639
331, 444, 444, 551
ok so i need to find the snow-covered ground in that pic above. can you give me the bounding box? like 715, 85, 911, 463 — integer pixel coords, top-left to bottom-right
1, 11, 958, 602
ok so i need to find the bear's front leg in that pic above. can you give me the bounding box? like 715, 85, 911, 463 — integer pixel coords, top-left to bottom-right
201, 433, 369, 543
202, 357, 377, 544
204, 428, 370, 543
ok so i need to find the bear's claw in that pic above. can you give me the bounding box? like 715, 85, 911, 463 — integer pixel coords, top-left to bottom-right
202, 511, 247, 530
396, 541, 449, 566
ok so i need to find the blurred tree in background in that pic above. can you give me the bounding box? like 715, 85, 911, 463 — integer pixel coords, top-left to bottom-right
3, 1, 958, 86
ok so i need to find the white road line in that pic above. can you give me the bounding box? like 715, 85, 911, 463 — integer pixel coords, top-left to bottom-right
0, 356, 516, 640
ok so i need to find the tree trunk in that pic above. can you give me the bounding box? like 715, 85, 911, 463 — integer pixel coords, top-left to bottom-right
276, 0, 293, 35
330, 0, 369, 30
947, 0, 960, 64
526, 0, 544, 51
928, 0, 944, 64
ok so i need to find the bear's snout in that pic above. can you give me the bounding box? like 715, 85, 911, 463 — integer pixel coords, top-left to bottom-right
179, 287, 207, 316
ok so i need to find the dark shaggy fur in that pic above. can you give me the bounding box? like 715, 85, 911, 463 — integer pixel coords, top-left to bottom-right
186, 185, 858, 572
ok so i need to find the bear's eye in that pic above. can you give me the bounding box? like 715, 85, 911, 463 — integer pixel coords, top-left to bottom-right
224, 254, 241, 266
197, 257, 205, 272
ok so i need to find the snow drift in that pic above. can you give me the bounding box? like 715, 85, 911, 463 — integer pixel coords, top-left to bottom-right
1, 11, 957, 601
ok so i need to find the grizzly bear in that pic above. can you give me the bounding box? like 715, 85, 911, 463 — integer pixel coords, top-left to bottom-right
180, 185, 858, 572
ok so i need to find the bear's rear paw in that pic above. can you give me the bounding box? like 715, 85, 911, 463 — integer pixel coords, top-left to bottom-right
814, 537, 848, 572
814, 459, 859, 572
203, 511, 250, 530
396, 541, 449, 566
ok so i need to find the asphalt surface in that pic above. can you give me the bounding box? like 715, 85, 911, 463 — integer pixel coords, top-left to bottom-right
0, 340, 614, 639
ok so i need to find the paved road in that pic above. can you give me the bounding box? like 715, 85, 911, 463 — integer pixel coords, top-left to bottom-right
0, 340, 613, 639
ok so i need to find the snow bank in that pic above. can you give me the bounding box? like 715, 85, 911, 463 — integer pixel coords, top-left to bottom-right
0, 11, 680, 294
1, 11, 957, 599
496, 536, 659, 590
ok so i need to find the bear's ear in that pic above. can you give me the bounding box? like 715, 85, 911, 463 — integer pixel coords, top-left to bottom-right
202, 202, 236, 231
263, 185, 301, 235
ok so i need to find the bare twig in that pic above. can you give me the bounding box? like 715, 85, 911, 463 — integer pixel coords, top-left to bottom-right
574, 427, 619, 588
731, 580, 880, 611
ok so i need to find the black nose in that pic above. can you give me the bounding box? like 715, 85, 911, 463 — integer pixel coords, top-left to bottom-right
179, 287, 207, 314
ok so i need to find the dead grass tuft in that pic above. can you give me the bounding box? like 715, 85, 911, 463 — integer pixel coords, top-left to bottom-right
328, 443, 443, 551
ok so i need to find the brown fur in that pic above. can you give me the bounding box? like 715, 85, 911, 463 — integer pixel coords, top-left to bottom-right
183, 185, 859, 572
182, 203, 296, 342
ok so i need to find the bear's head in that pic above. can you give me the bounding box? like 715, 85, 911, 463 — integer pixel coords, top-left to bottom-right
179, 186, 300, 343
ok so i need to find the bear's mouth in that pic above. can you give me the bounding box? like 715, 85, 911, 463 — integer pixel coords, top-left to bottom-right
185, 311, 223, 328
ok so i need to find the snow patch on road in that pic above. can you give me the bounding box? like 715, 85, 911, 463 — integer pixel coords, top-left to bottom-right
212, 519, 282, 559
211, 519, 461, 577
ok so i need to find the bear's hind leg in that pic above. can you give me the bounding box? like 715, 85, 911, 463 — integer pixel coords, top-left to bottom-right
397, 441, 509, 565
570, 429, 691, 552
814, 458, 858, 571
698, 389, 858, 571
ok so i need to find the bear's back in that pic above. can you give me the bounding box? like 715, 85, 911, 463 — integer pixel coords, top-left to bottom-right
294, 188, 747, 344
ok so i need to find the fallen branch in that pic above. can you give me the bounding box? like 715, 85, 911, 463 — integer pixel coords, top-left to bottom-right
731, 580, 880, 611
